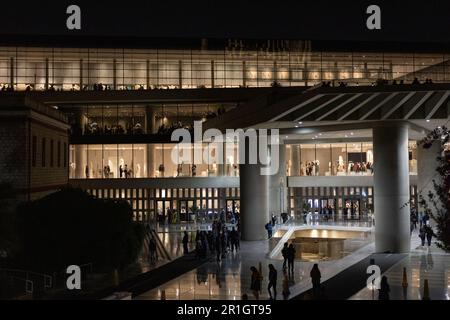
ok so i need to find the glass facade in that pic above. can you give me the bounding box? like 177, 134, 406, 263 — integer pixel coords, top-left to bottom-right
1, 46, 450, 91
70, 141, 418, 179
63, 103, 236, 137
286, 141, 418, 176
287, 185, 418, 222
69, 143, 240, 179
85, 186, 239, 223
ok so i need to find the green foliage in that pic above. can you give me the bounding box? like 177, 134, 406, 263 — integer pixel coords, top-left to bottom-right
419, 126, 450, 252
16, 187, 145, 273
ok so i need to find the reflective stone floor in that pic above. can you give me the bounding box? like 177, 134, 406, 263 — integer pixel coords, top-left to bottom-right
135, 222, 450, 300
350, 230, 450, 300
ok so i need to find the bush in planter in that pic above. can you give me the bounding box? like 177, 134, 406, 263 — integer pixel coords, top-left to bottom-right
15, 187, 145, 274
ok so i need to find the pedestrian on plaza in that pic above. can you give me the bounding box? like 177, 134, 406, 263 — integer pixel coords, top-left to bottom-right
281, 242, 289, 270
287, 244, 296, 275
411, 210, 418, 230
267, 264, 278, 300
378, 276, 390, 300
425, 225, 434, 247
310, 263, 321, 297
182, 231, 189, 254
419, 226, 426, 247
250, 266, 262, 300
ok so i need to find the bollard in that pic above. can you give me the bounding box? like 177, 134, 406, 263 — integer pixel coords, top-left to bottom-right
113, 269, 120, 287
422, 279, 430, 300
401, 267, 408, 288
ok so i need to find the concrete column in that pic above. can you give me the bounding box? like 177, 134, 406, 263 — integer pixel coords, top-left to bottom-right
269, 143, 287, 215
239, 138, 270, 241
219, 188, 227, 214
75, 145, 87, 179
291, 144, 301, 176
417, 140, 441, 217
145, 107, 156, 178
146, 106, 156, 134
373, 122, 410, 253
217, 142, 226, 177
113, 59, 117, 90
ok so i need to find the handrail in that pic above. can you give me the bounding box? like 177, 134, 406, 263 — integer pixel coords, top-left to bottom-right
150, 229, 172, 261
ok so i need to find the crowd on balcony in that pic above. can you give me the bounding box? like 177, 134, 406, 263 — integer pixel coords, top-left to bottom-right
83, 122, 144, 135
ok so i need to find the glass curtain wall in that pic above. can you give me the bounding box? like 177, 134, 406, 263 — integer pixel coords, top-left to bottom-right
69, 143, 239, 179
287, 142, 417, 176
2, 46, 450, 91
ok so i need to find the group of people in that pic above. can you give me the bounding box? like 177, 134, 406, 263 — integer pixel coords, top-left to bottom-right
265, 213, 291, 239
410, 208, 434, 247
304, 161, 320, 176
182, 220, 241, 263
412, 77, 434, 85
83, 123, 144, 136
119, 164, 132, 178
247, 262, 322, 300
281, 243, 296, 275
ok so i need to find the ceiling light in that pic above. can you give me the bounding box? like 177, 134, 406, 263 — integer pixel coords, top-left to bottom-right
426, 119, 430, 122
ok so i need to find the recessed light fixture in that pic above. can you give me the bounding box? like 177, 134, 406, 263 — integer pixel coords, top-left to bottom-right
295, 125, 299, 128
426, 119, 430, 122
298, 121, 303, 125
345, 135, 348, 138
319, 133, 322, 136
350, 132, 354, 135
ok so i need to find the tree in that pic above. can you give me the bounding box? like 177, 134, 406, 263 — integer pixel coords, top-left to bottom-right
419, 126, 450, 252
16, 187, 145, 274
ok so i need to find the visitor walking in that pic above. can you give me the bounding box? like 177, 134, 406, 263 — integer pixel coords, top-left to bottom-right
425, 225, 433, 247
310, 263, 321, 297
419, 226, 426, 247
378, 276, 390, 300
182, 231, 189, 254
281, 242, 289, 270
250, 266, 262, 300
267, 264, 277, 300
287, 244, 296, 275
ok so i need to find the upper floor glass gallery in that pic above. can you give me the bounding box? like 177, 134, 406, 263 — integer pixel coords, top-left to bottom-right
0, 45, 450, 91
69, 141, 418, 179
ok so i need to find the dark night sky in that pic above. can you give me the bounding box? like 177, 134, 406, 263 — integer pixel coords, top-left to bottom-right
0, 1, 449, 43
